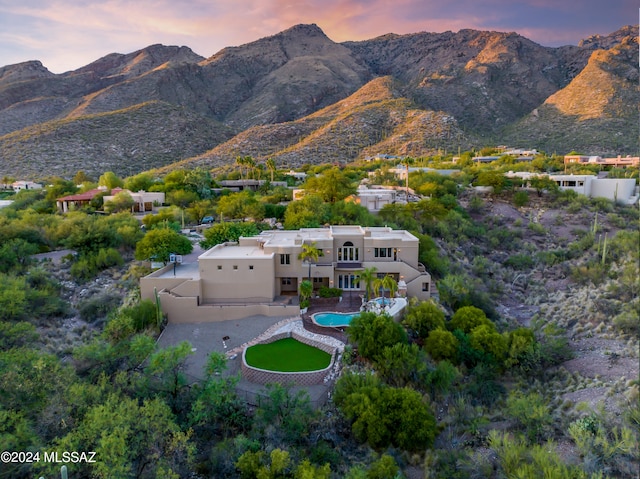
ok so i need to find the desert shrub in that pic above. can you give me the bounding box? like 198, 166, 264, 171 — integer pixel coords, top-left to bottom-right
613, 307, 640, 336
465, 363, 505, 406
506, 391, 553, 443
449, 306, 494, 334
120, 299, 159, 331
347, 312, 407, 361
513, 190, 529, 207
469, 325, 508, 362
403, 300, 446, 340
504, 253, 534, 270
425, 329, 459, 362
70, 248, 124, 281
78, 292, 122, 322
318, 286, 342, 298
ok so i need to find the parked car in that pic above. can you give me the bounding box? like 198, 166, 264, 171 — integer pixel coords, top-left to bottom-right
201, 216, 214, 224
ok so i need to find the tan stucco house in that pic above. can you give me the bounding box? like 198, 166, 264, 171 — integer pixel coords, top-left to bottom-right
140, 225, 433, 323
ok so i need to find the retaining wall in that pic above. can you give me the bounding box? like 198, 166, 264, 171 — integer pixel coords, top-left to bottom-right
241, 331, 336, 386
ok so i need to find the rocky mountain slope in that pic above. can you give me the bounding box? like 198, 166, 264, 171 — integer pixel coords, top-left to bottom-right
0, 24, 637, 179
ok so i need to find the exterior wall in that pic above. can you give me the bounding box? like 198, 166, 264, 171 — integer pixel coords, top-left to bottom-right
157, 292, 298, 323
590, 179, 637, 203
241, 331, 336, 386
140, 265, 192, 300
199, 254, 275, 302
140, 225, 434, 323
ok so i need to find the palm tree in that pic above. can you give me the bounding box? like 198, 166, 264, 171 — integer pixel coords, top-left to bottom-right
266, 158, 276, 182
298, 241, 322, 282
376, 275, 398, 306
244, 156, 256, 180
235, 156, 246, 180
299, 279, 313, 310
383, 275, 398, 301
359, 266, 378, 302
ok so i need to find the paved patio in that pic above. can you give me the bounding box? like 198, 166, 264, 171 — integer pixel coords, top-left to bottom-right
157, 313, 347, 407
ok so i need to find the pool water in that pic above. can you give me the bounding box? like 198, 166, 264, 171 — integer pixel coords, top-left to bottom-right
312, 311, 359, 327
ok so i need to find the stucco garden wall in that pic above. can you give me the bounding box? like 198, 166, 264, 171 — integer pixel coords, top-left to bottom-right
241, 331, 336, 386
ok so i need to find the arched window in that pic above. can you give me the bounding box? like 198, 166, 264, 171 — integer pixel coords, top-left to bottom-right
338, 241, 359, 262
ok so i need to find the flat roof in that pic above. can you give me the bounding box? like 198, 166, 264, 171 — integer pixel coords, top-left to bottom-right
199, 245, 272, 260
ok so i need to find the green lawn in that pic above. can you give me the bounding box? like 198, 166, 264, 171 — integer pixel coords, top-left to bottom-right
245, 338, 331, 372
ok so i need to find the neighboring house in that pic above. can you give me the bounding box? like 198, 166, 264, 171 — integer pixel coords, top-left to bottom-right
12, 180, 42, 191
284, 170, 308, 181
388, 166, 460, 180
57, 187, 165, 212
140, 225, 433, 323
218, 179, 288, 191
352, 186, 398, 212
102, 188, 165, 212
564, 155, 640, 168
506, 172, 638, 204
364, 154, 404, 162
56, 187, 109, 212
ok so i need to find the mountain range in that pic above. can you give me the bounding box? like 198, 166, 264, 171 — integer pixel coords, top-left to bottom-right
0, 23, 637, 180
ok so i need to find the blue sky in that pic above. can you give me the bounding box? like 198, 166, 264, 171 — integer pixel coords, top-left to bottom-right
0, 0, 636, 73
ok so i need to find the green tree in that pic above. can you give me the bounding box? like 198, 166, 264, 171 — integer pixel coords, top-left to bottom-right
145, 341, 194, 414
0, 274, 27, 321
98, 171, 124, 189
190, 352, 247, 438
134, 228, 193, 263
200, 222, 260, 249
449, 306, 494, 334
72, 170, 93, 185
425, 329, 459, 362
476, 170, 506, 193
375, 342, 431, 388
253, 383, 316, 445
303, 167, 356, 203
218, 191, 265, 221
339, 385, 436, 452
185, 167, 213, 198
104, 191, 135, 213
46, 395, 194, 479
469, 324, 508, 362
529, 176, 559, 197
347, 312, 407, 361
0, 238, 38, 273
283, 195, 330, 229
403, 299, 446, 340
124, 171, 155, 192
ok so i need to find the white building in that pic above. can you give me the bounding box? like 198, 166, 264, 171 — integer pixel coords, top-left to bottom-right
12, 181, 42, 192
506, 172, 638, 204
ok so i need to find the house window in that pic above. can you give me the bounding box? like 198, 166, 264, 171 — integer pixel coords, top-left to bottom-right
338, 274, 360, 290
281, 278, 292, 285
338, 241, 359, 262
374, 247, 394, 258
422, 282, 430, 292
233, 265, 238, 270
217, 265, 222, 270
280, 254, 290, 265
249, 265, 254, 270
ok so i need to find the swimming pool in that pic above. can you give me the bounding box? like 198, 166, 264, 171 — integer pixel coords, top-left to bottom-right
311, 311, 360, 327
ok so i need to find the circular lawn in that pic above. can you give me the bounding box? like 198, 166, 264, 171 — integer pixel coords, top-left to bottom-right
244, 338, 331, 372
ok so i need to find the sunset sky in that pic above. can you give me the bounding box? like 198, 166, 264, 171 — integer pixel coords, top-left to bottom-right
0, 0, 636, 73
